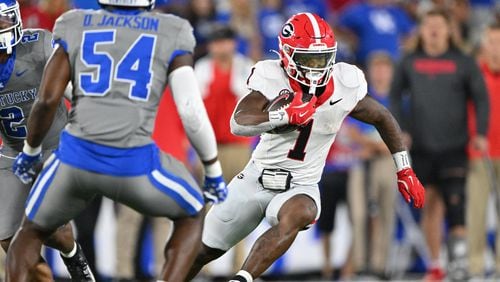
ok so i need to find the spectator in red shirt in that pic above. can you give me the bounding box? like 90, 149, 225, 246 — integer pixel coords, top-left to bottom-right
467, 22, 500, 279
195, 25, 254, 182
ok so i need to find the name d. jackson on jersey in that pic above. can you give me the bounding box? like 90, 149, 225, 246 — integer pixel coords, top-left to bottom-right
83, 13, 159, 32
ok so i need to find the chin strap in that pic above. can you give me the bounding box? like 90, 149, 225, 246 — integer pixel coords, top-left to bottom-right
306, 72, 321, 95
287, 72, 334, 105
287, 76, 302, 93
0, 32, 13, 54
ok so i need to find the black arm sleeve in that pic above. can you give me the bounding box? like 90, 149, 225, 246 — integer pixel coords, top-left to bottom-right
467, 57, 489, 136
389, 57, 409, 131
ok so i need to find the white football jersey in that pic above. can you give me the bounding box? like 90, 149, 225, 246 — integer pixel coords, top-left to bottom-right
247, 60, 367, 185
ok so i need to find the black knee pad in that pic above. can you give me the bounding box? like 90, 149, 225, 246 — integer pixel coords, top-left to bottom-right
441, 178, 466, 228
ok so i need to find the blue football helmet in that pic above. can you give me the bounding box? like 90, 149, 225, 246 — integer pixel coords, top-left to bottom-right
98, 0, 155, 10
0, 0, 22, 54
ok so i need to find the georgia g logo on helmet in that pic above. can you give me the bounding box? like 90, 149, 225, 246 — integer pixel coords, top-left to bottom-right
281, 22, 294, 38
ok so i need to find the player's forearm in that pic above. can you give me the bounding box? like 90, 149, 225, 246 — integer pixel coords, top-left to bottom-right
25, 46, 70, 149
176, 97, 218, 161
351, 96, 406, 153
185, 125, 218, 161
230, 115, 274, 136
230, 105, 293, 137
233, 109, 270, 125
169, 66, 218, 161
230, 90, 278, 136
373, 109, 406, 154
26, 99, 58, 148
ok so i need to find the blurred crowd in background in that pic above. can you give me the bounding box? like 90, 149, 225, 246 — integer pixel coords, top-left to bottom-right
1, 0, 500, 281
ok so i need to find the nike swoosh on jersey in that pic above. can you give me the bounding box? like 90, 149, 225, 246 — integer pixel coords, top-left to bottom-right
15, 69, 28, 77
329, 98, 343, 106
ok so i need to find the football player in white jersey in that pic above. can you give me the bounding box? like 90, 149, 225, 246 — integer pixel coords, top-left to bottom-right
186, 13, 426, 282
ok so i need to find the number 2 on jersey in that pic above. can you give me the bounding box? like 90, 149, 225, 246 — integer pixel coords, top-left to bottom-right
80, 30, 156, 101
0, 106, 27, 138
287, 121, 313, 161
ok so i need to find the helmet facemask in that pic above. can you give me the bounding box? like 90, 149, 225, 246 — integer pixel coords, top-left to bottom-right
280, 42, 337, 89
0, 2, 22, 55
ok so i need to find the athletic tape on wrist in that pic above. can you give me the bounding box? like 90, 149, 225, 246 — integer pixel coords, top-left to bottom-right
268, 110, 288, 128
205, 160, 222, 177
236, 270, 253, 282
392, 151, 411, 172
23, 140, 41, 156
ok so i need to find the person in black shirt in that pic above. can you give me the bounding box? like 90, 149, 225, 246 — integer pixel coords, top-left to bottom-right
390, 9, 489, 282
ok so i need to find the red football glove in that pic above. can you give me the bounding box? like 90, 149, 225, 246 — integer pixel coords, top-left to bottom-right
397, 168, 425, 208
285, 91, 317, 126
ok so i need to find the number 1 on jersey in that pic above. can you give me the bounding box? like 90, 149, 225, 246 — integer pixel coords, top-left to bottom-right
80, 30, 156, 101
287, 120, 313, 161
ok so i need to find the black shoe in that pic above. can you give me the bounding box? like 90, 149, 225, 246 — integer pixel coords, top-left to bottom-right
60, 244, 96, 281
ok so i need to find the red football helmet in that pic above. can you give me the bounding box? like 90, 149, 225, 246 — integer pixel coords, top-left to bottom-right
278, 13, 337, 88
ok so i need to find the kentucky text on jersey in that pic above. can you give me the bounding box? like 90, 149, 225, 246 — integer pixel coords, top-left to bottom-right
0, 88, 37, 107
83, 14, 159, 32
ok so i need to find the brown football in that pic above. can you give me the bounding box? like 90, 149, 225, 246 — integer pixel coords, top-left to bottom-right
264, 92, 299, 134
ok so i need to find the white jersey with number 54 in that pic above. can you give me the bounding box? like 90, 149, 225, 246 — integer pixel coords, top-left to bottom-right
247, 60, 367, 185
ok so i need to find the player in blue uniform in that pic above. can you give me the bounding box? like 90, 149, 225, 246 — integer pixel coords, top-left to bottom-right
0, 1, 94, 280
5, 0, 227, 281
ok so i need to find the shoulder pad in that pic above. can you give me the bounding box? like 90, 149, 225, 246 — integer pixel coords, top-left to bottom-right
333, 62, 362, 89
155, 12, 191, 32
156, 12, 185, 22
58, 9, 83, 22
20, 29, 45, 44
54, 9, 85, 32
253, 60, 283, 80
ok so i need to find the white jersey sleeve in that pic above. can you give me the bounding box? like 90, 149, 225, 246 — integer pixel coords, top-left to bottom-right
334, 62, 367, 102
169, 66, 218, 161
231, 54, 254, 99
247, 60, 290, 100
